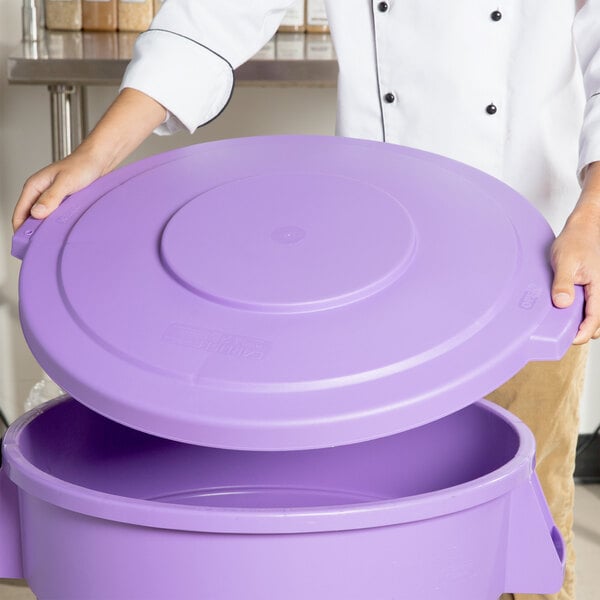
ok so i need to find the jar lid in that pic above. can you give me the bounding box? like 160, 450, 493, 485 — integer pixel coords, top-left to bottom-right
13, 136, 583, 450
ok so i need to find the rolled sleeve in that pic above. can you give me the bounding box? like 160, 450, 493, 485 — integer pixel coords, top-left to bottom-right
120, 0, 296, 135
574, 0, 600, 182
121, 29, 234, 134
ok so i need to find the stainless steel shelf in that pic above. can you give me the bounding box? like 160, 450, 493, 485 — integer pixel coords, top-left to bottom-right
8, 31, 338, 87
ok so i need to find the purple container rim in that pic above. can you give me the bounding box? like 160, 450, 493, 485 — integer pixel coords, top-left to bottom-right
3, 396, 534, 535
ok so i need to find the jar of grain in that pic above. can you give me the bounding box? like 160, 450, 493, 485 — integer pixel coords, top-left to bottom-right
83, 0, 117, 31
118, 0, 152, 31
278, 0, 305, 33
306, 0, 329, 33
45, 0, 82, 30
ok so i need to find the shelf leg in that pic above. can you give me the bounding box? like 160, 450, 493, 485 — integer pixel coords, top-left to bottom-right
48, 84, 87, 161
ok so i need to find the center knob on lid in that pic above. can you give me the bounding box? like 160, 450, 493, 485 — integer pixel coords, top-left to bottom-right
160, 173, 416, 313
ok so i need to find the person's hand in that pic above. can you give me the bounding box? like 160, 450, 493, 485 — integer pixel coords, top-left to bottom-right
551, 218, 600, 343
12, 88, 167, 232
551, 161, 600, 344
13, 149, 105, 232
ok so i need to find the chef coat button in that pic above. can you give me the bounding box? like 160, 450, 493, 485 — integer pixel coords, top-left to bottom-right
384, 92, 396, 103
491, 10, 502, 21
486, 103, 497, 115
377, 2, 389, 12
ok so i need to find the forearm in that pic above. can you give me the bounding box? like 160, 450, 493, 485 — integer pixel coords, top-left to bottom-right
564, 161, 600, 230
76, 87, 167, 174
13, 88, 167, 231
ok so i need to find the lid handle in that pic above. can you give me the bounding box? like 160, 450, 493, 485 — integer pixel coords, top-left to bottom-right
528, 286, 584, 360
11, 217, 42, 261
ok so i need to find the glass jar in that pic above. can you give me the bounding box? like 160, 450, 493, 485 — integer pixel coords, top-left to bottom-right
118, 0, 152, 31
82, 0, 117, 31
45, 0, 82, 30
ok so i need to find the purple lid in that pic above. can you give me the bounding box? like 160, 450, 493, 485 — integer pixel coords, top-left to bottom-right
12, 135, 583, 450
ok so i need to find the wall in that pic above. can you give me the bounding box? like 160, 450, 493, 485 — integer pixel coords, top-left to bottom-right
1, 2, 599, 432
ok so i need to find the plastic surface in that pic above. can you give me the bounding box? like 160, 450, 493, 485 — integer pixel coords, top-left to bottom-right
1, 397, 564, 598
0, 467, 23, 579
12, 136, 583, 450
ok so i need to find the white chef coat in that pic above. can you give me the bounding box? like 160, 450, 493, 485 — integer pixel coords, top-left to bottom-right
121, 1, 600, 235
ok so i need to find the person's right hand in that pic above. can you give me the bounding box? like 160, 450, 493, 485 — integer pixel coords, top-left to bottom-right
12, 149, 106, 232
12, 88, 168, 232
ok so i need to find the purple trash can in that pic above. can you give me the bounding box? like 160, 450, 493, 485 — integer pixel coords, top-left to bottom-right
1, 135, 583, 599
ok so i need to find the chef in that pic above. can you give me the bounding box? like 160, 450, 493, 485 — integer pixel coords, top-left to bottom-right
12, 2, 600, 599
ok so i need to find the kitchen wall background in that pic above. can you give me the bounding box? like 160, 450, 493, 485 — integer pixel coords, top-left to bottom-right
1, 1, 599, 432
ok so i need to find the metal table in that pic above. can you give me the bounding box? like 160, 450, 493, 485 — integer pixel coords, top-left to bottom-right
8, 31, 338, 161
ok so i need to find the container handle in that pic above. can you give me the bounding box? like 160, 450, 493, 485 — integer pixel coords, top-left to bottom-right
504, 471, 564, 594
0, 463, 23, 579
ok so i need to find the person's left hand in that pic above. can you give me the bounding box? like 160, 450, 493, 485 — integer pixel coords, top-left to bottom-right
551, 162, 600, 344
